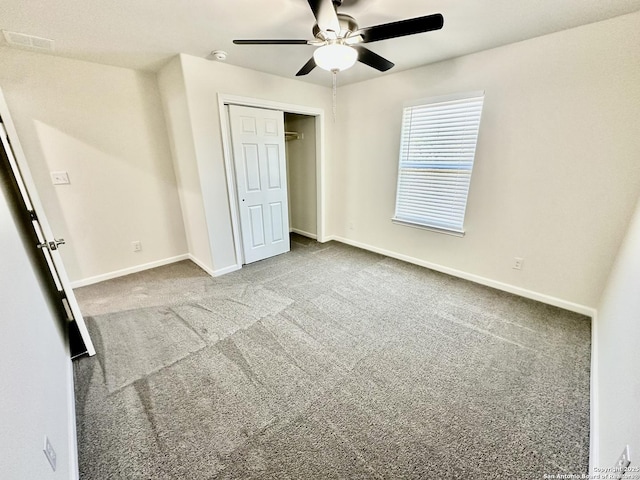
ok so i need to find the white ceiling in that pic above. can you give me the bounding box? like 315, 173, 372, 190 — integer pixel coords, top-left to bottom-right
1, 0, 639, 87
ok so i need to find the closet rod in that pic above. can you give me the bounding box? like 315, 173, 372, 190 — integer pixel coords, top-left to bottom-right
285, 131, 303, 141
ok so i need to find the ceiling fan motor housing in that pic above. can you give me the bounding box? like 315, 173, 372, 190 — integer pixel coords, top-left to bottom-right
313, 13, 358, 40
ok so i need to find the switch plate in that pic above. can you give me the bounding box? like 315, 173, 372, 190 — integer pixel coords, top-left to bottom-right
513, 257, 524, 270
50, 171, 70, 185
43, 435, 56, 471
132, 241, 142, 252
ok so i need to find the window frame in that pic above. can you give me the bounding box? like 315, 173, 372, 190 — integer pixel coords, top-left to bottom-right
392, 91, 485, 237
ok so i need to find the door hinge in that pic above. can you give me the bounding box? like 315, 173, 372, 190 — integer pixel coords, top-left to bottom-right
29, 209, 38, 221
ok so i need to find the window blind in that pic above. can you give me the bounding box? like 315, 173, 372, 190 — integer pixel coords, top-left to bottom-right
393, 92, 484, 234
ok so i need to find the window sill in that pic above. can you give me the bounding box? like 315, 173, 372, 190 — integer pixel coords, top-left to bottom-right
391, 218, 465, 237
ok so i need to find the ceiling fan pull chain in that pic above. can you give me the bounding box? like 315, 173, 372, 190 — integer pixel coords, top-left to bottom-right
332, 69, 337, 123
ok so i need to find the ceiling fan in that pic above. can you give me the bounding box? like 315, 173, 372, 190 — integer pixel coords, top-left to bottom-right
233, 0, 444, 76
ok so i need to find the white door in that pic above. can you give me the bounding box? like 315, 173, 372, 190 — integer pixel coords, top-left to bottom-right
229, 105, 290, 264
0, 90, 95, 356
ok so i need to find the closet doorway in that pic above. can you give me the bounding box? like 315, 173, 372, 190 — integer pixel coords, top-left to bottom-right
284, 113, 317, 241
219, 95, 325, 268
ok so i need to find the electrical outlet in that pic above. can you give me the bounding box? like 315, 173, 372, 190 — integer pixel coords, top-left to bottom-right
132, 241, 142, 252
513, 257, 524, 270
612, 445, 631, 480
43, 435, 56, 471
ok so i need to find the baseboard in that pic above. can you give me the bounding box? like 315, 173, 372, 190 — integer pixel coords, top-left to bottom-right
290, 228, 317, 240
589, 313, 599, 475
188, 254, 241, 277
70, 253, 243, 289
213, 264, 242, 276
328, 235, 596, 317
186, 254, 216, 277
70, 254, 190, 288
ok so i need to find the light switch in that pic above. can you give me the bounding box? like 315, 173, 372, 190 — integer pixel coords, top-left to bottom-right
50, 171, 70, 185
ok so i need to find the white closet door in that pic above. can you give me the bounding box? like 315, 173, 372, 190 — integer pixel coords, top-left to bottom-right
229, 105, 290, 264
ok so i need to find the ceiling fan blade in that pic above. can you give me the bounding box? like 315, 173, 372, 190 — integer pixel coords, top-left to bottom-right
307, 0, 340, 33
296, 57, 317, 76
233, 39, 310, 45
353, 46, 394, 72
358, 14, 444, 43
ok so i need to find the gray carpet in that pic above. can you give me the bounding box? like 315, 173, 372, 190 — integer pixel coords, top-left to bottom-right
73, 234, 591, 479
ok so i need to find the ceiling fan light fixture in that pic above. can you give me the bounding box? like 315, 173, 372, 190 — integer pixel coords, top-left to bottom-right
313, 43, 357, 72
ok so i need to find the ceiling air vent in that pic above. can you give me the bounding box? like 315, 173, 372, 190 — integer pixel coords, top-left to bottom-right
2, 30, 55, 52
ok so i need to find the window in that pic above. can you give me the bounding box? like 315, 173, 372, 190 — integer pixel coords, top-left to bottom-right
393, 91, 484, 236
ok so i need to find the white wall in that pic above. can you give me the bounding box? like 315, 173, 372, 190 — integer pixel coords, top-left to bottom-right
285, 113, 317, 237
0, 147, 77, 479
330, 11, 640, 310
0, 47, 187, 284
596, 193, 640, 468
157, 57, 213, 269
158, 55, 334, 272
